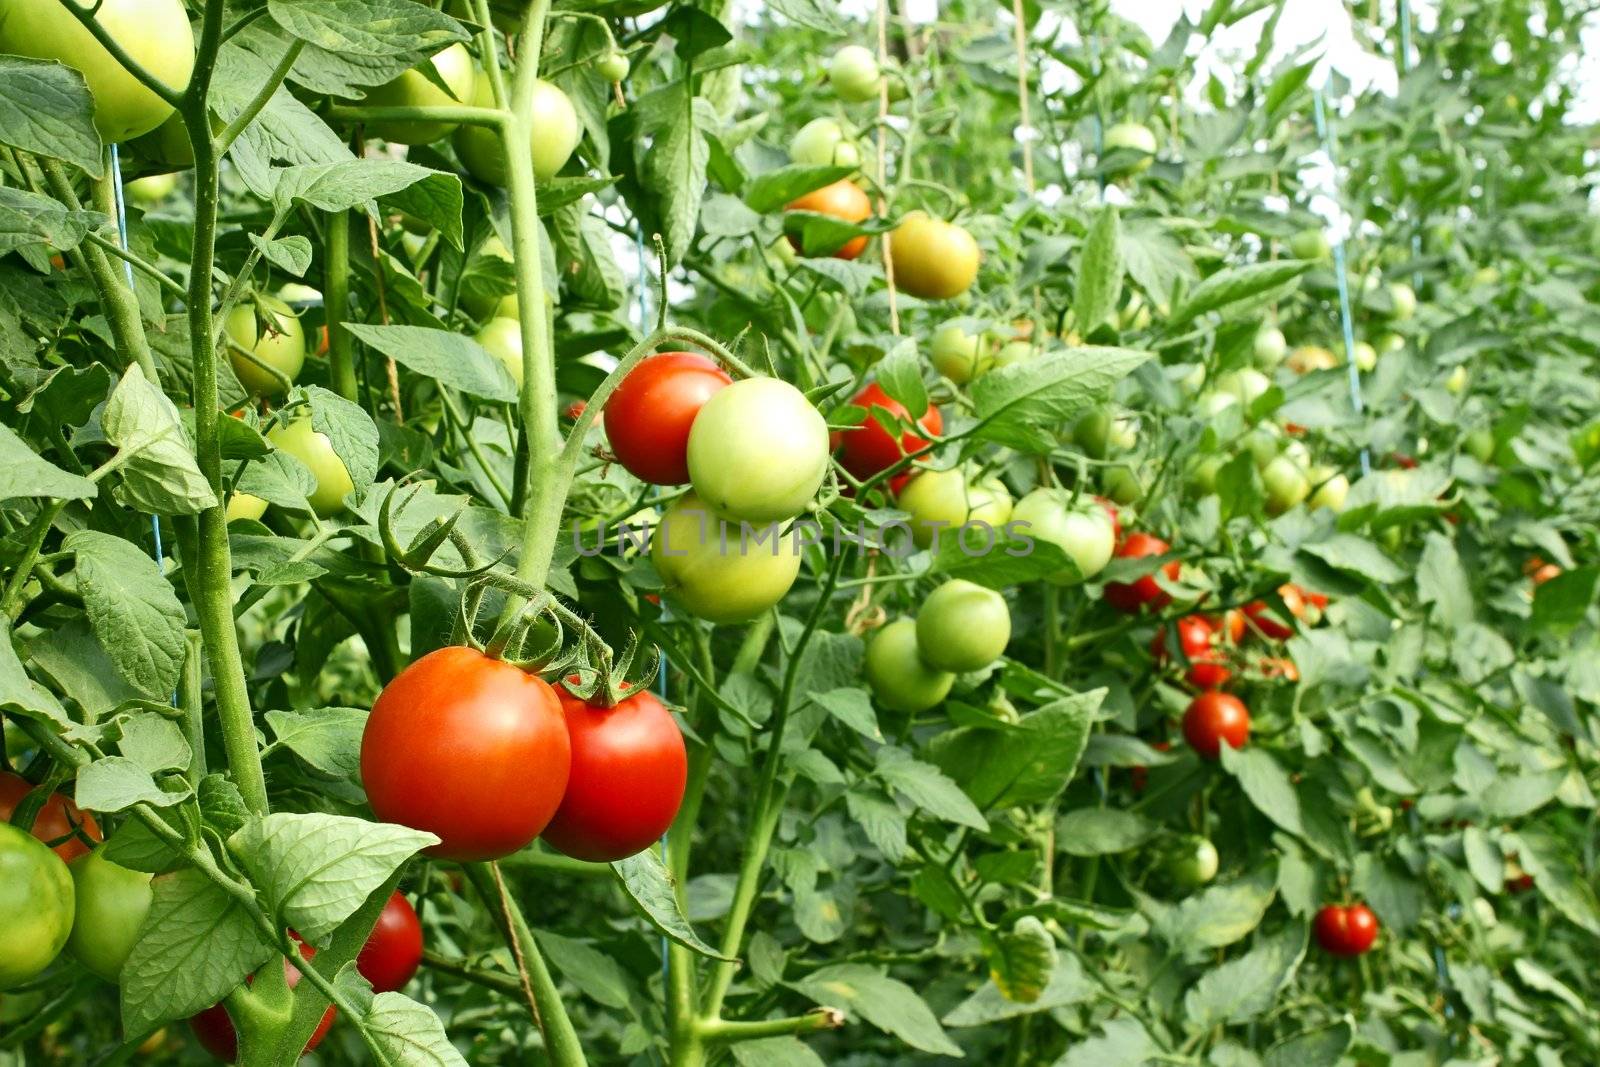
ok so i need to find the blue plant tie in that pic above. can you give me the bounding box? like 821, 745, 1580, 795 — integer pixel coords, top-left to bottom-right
1312, 88, 1371, 477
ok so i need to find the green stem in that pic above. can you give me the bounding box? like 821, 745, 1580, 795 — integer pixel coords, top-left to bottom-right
179, 631, 206, 784
699, 1010, 844, 1044
83, 231, 187, 300
326, 210, 358, 401
2, 501, 65, 620
218, 40, 305, 153
420, 950, 525, 997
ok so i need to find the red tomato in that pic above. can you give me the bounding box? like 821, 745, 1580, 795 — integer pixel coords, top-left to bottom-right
786, 179, 872, 260
1129, 739, 1170, 794
1150, 615, 1231, 688
1530, 562, 1562, 586
357, 892, 423, 993
1093, 496, 1122, 542
603, 353, 732, 485
189, 938, 335, 1062
1182, 691, 1250, 759
565, 399, 587, 420
541, 683, 687, 862
835, 383, 942, 480
1314, 903, 1379, 956
360, 647, 572, 862
0, 771, 100, 862
1103, 532, 1179, 613
1244, 583, 1320, 640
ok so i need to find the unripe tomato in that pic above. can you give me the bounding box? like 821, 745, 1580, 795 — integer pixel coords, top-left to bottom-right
836, 383, 941, 480
0, 822, 74, 991
1286, 345, 1338, 374
789, 118, 859, 168
1102, 121, 1157, 171
1103, 532, 1178, 613
225, 296, 305, 397
68, 847, 152, 982
1189, 454, 1226, 496
992, 340, 1035, 369
0, 771, 100, 862
1288, 227, 1331, 261
1445, 365, 1468, 394
462, 234, 519, 320
828, 44, 882, 102
686, 377, 830, 522
785, 179, 872, 260
267, 419, 353, 517
542, 684, 687, 862
1101, 464, 1143, 507
1010, 489, 1116, 582
188, 938, 335, 1062
455, 77, 580, 184
898, 468, 1013, 549
1253, 326, 1287, 368
1386, 281, 1417, 320
604, 353, 731, 486
1314, 903, 1379, 956
361, 647, 572, 861
1217, 368, 1271, 409
1376, 332, 1405, 354
1308, 469, 1349, 512
1262, 455, 1310, 515
929, 322, 991, 384
1352, 341, 1377, 372
915, 580, 1010, 672
1182, 691, 1250, 759
126, 172, 178, 207
651, 493, 803, 623
363, 44, 476, 145
227, 493, 269, 523
474, 317, 523, 385
1159, 834, 1219, 890
865, 618, 953, 713
595, 51, 630, 83
356, 893, 423, 993
0, 0, 195, 143
887, 212, 980, 300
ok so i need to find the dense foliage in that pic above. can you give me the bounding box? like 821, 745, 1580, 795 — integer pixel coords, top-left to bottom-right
1, 0, 1599, 1064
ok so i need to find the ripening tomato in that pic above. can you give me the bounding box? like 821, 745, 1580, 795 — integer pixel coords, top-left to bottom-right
1103, 533, 1179, 613
1314, 903, 1379, 956
887, 212, 979, 300
455, 77, 580, 184
0, 771, 100, 862
1217, 609, 1246, 645
786, 179, 872, 260
0, 822, 74, 991
1242, 584, 1317, 641
1182, 691, 1250, 759
651, 493, 803, 623
363, 44, 477, 145
914, 579, 1010, 673
541, 684, 687, 862
686, 377, 830, 522
361, 647, 572, 861
1257, 655, 1300, 682
189, 938, 335, 1062
836, 383, 941, 480
68, 847, 153, 982
356, 893, 423, 993
865, 618, 954, 713
604, 353, 732, 486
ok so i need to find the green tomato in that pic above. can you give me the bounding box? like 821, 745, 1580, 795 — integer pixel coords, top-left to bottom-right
596, 51, 630, 83
1217, 368, 1271, 408
915, 580, 1010, 672
991, 340, 1035, 370
125, 172, 177, 207
1103, 122, 1157, 171
898, 468, 1013, 549
1308, 469, 1349, 512
1445, 365, 1469, 394
1376, 332, 1405, 354
268, 418, 354, 516
1288, 227, 1331, 261
1010, 489, 1116, 582
1196, 390, 1239, 419
363, 44, 476, 145
1073, 409, 1135, 459
651, 493, 802, 624
0, 821, 74, 990
1464, 428, 1495, 463
68, 848, 152, 982
1262, 455, 1310, 514
865, 618, 953, 713
224, 295, 305, 397
131, 112, 195, 168
1159, 834, 1219, 891
790, 118, 860, 168
828, 45, 882, 103
687, 378, 829, 522
1386, 281, 1417, 320
226, 492, 268, 523
462, 234, 519, 320
455, 76, 580, 184
1253, 326, 1287, 368
1352, 341, 1377, 373
1101, 464, 1143, 506
929, 323, 991, 384
1119, 291, 1153, 330
1189, 454, 1226, 496
1471, 266, 1500, 288
0, 0, 194, 143
475, 316, 523, 386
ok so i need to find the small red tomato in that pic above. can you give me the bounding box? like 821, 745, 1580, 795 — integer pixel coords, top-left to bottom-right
357, 893, 424, 993
1182, 691, 1250, 759
564, 399, 587, 420
541, 683, 688, 862
1151, 616, 1229, 686
603, 353, 733, 485
1242, 583, 1309, 640
1093, 496, 1122, 541
785, 179, 872, 260
0, 771, 101, 862
835, 383, 942, 480
1216, 609, 1247, 645
1104, 532, 1179, 613
1314, 903, 1380, 956
1391, 453, 1419, 470
361, 647, 572, 862
189, 938, 335, 1062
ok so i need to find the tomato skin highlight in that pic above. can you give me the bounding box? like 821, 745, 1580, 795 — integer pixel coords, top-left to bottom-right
357, 893, 423, 993
0, 770, 101, 862
836, 383, 942, 480
1314, 903, 1380, 956
786, 179, 872, 260
0, 821, 75, 991
1182, 691, 1250, 759
1103, 532, 1179, 613
361, 647, 572, 861
541, 685, 688, 862
603, 353, 732, 485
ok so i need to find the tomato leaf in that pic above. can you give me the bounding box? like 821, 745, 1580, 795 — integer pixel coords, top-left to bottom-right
971, 346, 1151, 452
1055, 808, 1155, 856
1263, 1021, 1354, 1067
1184, 923, 1306, 1026
611, 850, 735, 960
66, 530, 188, 700
984, 916, 1057, 1004
875, 747, 988, 831
0, 57, 102, 176
361, 990, 471, 1067
1071, 204, 1123, 337
789, 963, 962, 1057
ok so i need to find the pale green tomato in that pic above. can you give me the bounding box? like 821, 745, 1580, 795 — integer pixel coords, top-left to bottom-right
67, 848, 152, 982
1103, 122, 1157, 171
1308, 469, 1349, 512
268, 418, 354, 516
1352, 341, 1377, 372
1253, 326, 1287, 368
1159, 834, 1219, 890
1011, 489, 1116, 582
1119, 290, 1153, 330
898, 468, 1013, 548
596, 51, 630, 83
225, 295, 305, 397
1243, 425, 1285, 469
226, 493, 268, 523
1445, 366, 1469, 394
1288, 227, 1330, 261
276, 283, 322, 306
0, 0, 194, 143
1262, 455, 1309, 514
790, 118, 860, 168
1360, 271, 1382, 296
1217, 368, 1271, 408
1376, 332, 1405, 354
1073, 409, 1135, 459
828, 45, 882, 102
364, 43, 477, 145
1196, 390, 1239, 418
929, 323, 991, 384
475, 317, 523, 385
650, 493, 802, 624
1464, 429, 1495, 463
686, 378, 830, 522
1387, 281, 1417, 320
0, 822, 73, 991
1472, 266, 1500, 287
455, 76, 580, 184
1101, 464, 1142, 506
992, 341, 1035, 370
125, 172, 177, 206
865, 618, 953, 713
1189, 454, 1226, 496
1179, 364, 1208, 395
915, 580, 1010, 672
463, 234, 520, 319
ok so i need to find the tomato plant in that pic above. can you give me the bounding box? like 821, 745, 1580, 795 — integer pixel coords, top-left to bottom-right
0, 772, 99, 862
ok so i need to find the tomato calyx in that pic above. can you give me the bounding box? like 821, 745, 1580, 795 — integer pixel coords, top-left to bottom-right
558, 628, 658, 710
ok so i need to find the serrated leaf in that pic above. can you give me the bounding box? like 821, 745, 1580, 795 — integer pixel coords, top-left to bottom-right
1169, 260, 1310, 325
986, 916, 1056, 1004
65, 531, 187, 700
0, 421, 95, 503
1056, 808, 1155, 856
810, 687, 881, 740
1072, 204, 1123, 336
1184, 924, 1306, 1026
611, 850, 735, 960
76, 756, 189, 813
875, 747, 988, 830
1152, 868, 1277, 953
929, 691, 1100, 809
789, 963, 962, 1057
102, 364, 217, 516
264, 708, 366, 779
1263, 1021, 1353, 1067
971, 347, 1150, 452
362, 990, 470, 1066
0, 57, 102, 175
304, 385, 379, 500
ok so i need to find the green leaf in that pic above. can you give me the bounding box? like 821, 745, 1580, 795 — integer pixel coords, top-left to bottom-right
872, 338, 928, 420
1531, 565, 1599, 635
731, 1037, 825, 1067
943, 954, 1093, 1026
65, 531, 187, 700
1299, 534, 1406, 585
0, 57, 102, 175
1072, 204, 1123, 336
1168, 260, 1310, 325
117, 713, 190, 776
1152, 868, 1277, 953
810, 687, 881, 741
986, 916, 1057, 1004
929, 690, 1100, 808
1056, 1018, 1157, 1067
76, 756, 189, 813
264, 708, 367, 779
267, 0, 467, 57
636, 85, 715, 267
1220, 744, 1303, 837
789, 963, 962, 1057
1185, 924, 1306, 1027
1263, 1021, 1353, 1067
971, 347, 1151, 452
1509, 829, 1600, 934
273, 159, 449, 214
744, 164, 856, 214
611, 850, 735, 960
875, 746, 988, 830
1056, 808, 1155, 856
304, 385, 380, 501
536, 930, 634, 1009
101, 364, 217, 516
361, 990, 471, 1067
1264, 58, 1317, 119
343, 324, 519, 403
0, 421, 95, 503
1416, 531, 1473, 625
249, 233, 313, 276
844, 790, 907, 863
658, 6, 734, 61
0, 184, 95, 255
